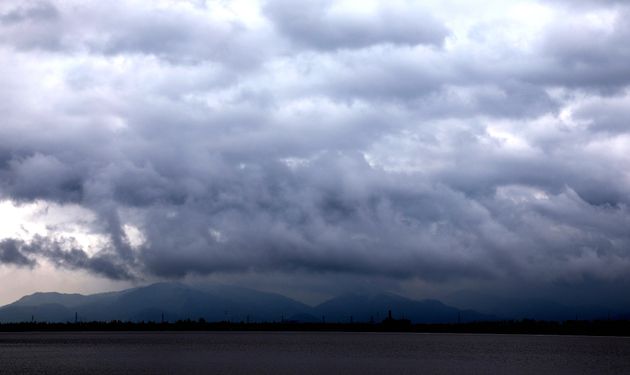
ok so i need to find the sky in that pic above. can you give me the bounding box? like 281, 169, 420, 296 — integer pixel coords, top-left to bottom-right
0, 0, 629, 307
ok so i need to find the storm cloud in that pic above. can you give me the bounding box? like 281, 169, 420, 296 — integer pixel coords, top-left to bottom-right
1, 0, 629, 304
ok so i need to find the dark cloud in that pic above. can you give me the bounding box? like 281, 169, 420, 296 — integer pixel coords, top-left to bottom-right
263, 0, 449, 50
0, 153, 83, 202
95, 9, 265, 67
0, 1, 58, 24
573, 96, 630, 134
0, 1, 61, 50
0, 0, 271, 67
0, 239, 36, 267
133, 154, 506, 282
0, 0, 629, 306
0, 236, 134, 280
526, 7, 630, 91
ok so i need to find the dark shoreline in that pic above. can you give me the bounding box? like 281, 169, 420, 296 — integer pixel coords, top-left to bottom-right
2, 319, 630, 336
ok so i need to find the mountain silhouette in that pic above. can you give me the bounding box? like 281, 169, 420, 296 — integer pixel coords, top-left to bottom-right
445, 291, 615, 321
0, 283, 311, 323
314, 292, 493, 323
0, 283, 494, 324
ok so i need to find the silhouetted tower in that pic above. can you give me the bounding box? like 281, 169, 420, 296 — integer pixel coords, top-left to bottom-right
388, 310, 393, 320
75, 312, 78, 324
161, 312, 164, 323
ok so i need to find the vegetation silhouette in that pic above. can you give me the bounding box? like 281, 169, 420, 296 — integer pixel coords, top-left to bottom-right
1, 317, 630, 336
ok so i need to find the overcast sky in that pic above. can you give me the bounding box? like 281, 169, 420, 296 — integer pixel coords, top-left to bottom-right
1, 0, 629, 306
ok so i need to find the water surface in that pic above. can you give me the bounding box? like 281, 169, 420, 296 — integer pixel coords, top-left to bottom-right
1, 332, 629, 374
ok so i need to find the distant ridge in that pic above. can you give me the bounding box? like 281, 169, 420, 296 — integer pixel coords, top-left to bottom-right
445, 290, 618, 321
314, 292, 493, 324
0, 283, 493, 324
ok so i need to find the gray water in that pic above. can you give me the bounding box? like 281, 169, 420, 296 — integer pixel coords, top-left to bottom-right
1, 332, 629, 374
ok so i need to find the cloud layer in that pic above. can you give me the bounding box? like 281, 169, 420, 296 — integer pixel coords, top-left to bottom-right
1, 0, 629, 303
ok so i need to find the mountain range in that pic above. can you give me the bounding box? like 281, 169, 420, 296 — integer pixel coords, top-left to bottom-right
0, 282, 492, 324
0, 283, 623, 324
